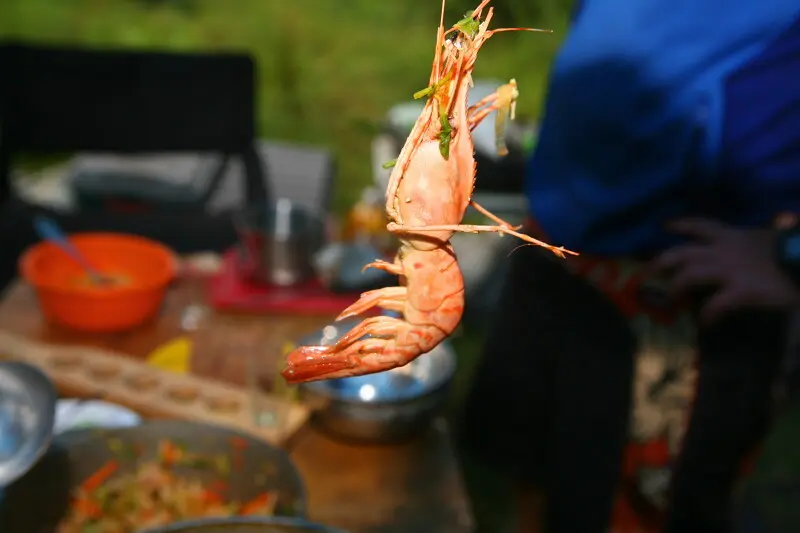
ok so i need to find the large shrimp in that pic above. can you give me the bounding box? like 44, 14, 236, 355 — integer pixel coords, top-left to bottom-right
282, 0, 576, 384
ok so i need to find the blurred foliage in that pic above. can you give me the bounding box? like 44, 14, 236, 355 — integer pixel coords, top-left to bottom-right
0, 0, 573, 211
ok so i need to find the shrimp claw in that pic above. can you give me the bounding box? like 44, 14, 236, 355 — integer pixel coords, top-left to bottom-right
282, 316, 425, 383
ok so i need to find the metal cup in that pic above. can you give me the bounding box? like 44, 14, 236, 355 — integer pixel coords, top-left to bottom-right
235, 199, 325, 287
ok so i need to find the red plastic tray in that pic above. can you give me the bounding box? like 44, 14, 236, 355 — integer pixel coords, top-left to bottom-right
207, 248, 364, 315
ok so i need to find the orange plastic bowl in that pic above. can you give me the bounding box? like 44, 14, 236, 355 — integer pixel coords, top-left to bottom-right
19, 232, 178, 333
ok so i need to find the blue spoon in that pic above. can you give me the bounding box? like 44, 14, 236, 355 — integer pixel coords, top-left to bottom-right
32, 216, 114, 285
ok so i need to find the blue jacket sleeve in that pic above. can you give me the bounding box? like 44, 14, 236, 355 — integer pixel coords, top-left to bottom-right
524, 1, 800, 256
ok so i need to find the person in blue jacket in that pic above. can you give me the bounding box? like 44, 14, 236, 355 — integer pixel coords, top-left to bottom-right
460, 1, 800, 532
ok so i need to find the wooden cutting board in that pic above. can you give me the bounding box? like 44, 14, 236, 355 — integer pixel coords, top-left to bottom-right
0, 330, 309, 447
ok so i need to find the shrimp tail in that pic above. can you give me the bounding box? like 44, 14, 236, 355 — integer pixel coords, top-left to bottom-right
282, 335, 423, 384
282, 345, 358, 384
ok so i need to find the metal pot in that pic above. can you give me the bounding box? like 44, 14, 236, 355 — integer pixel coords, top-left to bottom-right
139, 516, 350, 533
235, 199, 325, 287
0, 361, 57, 488
297, 319, 457, 444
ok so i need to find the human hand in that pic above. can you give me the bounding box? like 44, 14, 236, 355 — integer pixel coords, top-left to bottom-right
651, 217, 800, 323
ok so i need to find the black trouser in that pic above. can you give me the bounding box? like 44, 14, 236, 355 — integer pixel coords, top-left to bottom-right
459, 245, 787, 533
664, 308, 786, 533
459, 245, 636, 532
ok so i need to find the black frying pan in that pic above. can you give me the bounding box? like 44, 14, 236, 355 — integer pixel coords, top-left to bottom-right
0, 420, 307, 532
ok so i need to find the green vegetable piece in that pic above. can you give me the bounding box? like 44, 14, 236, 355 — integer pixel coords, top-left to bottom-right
120, 445, 137, 461
437, 102, 452, 159
413, 86, 434, 100
413, 73, 452, 101
438, 131, 451, 159
81, 523, 103, 533
455, 10, 480, 37
215, 455, 231, 476
185, 457, 214, 469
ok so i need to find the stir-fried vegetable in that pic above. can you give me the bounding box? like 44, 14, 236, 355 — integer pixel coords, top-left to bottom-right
56, 439, 278, 533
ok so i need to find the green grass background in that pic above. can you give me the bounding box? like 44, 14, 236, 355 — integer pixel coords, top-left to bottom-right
0, 0, 573, 212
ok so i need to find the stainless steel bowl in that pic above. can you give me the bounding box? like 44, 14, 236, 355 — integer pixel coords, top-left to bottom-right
297, 319, 456, 444
139, 516, 350, 533
0, 361, 57, 487
235, 199, 325, 287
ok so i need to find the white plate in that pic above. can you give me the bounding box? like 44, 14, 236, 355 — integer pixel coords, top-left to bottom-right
54, 400, 141, 435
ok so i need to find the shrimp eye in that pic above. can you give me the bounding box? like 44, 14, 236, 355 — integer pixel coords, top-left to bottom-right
446, 33, 463, 47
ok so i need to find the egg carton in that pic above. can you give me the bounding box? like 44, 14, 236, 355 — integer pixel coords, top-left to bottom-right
0, 331, 308, 448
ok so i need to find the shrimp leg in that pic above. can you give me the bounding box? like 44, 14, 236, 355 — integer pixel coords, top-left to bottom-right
468, 109, 495, 130
469, 200, 523, 230
362, 258, 403, 276
467, 100, 501, 129
387, 222, 576, 257
336, 286, 408, 321
467, 93, 502, 115
467, 80, 519, 155
493, 102, 512, 156
329, 315, 408, 350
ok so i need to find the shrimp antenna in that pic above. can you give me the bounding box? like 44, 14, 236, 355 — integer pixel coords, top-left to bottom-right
473, 0, 492, 17
490, 27, 553, 35
431, 0, 447, 85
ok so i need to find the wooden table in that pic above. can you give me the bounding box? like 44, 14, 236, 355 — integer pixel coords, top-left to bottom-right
0, 279, 474, 533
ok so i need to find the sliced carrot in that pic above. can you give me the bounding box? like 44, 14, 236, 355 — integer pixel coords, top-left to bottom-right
230, 436, 248, 451
239, 492, 274, 515
81, 460, 119, 493
72, 496, 102, 518
159, 440, 182, 466
201, 490, 224, 505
